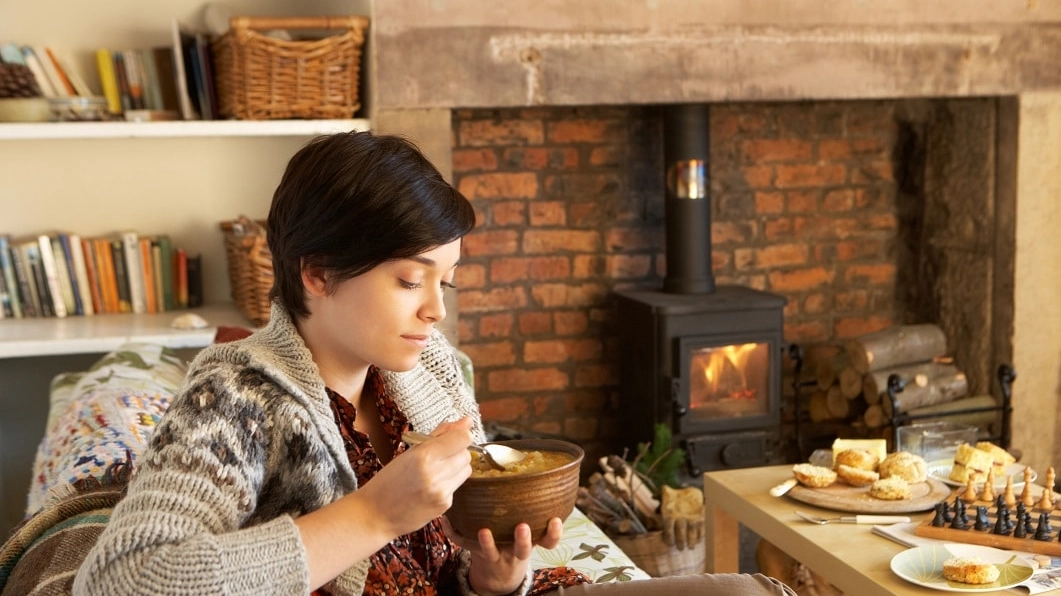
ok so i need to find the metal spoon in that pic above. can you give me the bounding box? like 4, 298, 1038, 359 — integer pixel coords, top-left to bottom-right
402, 430, 526, 471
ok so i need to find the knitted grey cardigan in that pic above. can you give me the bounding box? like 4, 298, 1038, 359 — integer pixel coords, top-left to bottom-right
73, 303, 488, 596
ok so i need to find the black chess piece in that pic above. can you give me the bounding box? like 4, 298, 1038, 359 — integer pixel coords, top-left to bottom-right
954, 499, 969, 524
932, 502, 947, 527
1015, 516, 1027, 538
994, 513, 1011, 536
1037, 512, 1053, 541
1025, 511, 1035, 536
974, 506, 991, 531
942, 501, 954, 523
950, 510, 968, 530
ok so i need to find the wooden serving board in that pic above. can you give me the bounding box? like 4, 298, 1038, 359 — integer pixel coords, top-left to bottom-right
914, 483, 1061, 556
786, 477, 953, 513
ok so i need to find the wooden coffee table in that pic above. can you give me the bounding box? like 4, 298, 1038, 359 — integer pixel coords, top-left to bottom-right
702, 465, 1023, 596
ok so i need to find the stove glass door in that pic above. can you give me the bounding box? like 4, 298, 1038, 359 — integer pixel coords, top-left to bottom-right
687, 341, 770, 421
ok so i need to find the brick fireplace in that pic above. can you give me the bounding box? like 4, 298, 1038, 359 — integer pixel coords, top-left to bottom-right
368, 1, 1061, 476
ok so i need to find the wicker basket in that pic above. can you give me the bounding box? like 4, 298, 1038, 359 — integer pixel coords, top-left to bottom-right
610, 531, 705, 578
220, 218, 273, 326
212, 15, 368, 120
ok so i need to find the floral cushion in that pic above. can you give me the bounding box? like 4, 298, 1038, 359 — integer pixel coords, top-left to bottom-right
530, 507, 652, 582
25, 343, 187, 516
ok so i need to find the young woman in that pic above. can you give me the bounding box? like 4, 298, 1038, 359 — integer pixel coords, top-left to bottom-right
74, 130, 793, 596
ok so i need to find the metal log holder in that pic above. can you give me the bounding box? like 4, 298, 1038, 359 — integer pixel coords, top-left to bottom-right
787, 344, 1014, 461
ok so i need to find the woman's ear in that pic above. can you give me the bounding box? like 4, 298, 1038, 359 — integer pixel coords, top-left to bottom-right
301, 261, 330, 298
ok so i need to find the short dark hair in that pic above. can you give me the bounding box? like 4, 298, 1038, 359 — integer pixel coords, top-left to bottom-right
267, 130, 476, 319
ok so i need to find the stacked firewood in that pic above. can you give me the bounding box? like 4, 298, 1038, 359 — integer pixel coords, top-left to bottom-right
805, 324, 999, 440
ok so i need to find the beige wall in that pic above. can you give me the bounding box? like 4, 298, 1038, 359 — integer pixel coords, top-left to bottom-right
1013, 93, 1061, 474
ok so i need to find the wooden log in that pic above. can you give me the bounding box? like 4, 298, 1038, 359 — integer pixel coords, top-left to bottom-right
880, 371, 969, 418
901, 395, 1000, 435
826, 384, 850, 419
863, 403, 887, 429
838, 366, 863, 400
815, 353, 849, 391
862, 362, 961, 406
808, 390, 833, 422
844, 324, 948, 374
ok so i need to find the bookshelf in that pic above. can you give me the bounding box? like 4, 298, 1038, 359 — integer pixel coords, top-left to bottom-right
0, 302, 253, 358
0, 118, 370, 140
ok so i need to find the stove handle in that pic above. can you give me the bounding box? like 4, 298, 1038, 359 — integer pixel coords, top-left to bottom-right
669, 378, 688, 417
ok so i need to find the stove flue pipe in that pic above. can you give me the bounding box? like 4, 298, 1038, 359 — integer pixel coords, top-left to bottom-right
663, 103, 715, 295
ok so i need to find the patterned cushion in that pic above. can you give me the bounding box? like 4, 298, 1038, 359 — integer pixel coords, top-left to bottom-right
530, 507, 652, 582
25, 343, 187, 516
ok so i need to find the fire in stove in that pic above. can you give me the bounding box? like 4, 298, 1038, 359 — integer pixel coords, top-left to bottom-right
690, 342, 770, 417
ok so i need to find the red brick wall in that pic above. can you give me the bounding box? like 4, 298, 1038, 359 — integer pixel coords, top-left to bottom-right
452, 101, 900, 458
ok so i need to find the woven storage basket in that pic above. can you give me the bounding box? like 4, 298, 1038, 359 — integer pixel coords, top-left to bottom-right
220, 218, 273, 326
610, 531, 705, 578
213, 15, 368, 120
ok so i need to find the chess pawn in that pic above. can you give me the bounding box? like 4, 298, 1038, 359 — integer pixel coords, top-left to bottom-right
1047, 466, 1056, 492
1004, 476, 1017, 507
980, 469, 996, 503
1022, 475, 1036, 508
1039, 487, 1054, 511
963, 478, 979, 502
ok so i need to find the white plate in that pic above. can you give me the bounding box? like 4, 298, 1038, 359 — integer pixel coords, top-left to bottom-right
927, 459, 1036, 489
891, 543, 1035, 592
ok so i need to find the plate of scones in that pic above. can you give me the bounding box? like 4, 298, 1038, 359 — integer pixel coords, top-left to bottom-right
891, 543, 1034, 591
786, 439, 953, 513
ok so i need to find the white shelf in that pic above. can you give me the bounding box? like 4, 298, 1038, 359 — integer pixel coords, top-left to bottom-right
0, 118, 371, 140
0, 303, 255, 358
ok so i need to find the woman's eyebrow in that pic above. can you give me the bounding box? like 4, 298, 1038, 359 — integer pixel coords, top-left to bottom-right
407, 255, 462, 268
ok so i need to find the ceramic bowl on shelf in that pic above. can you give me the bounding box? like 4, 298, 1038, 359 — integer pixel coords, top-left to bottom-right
446, 438, 584, 543
0, 97, 51, 122
48, 96, 110, 122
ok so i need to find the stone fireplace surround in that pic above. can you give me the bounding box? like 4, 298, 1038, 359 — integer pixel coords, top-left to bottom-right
365, 1, 1061, 477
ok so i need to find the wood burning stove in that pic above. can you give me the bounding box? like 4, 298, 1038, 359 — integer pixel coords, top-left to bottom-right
616, 287, 786, 475
615, 104, 787, 476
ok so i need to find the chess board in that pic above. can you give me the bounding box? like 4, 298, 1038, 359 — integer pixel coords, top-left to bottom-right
914, 484, 1061, 556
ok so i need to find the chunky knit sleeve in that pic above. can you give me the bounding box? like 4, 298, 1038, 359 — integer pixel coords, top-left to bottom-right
73, 362, 317, 596
384, 329, 486, 443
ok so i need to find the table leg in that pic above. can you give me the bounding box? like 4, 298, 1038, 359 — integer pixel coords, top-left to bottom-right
704, 501, 740, 572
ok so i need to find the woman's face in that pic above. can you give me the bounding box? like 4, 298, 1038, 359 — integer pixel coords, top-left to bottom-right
310, 239, 462, 373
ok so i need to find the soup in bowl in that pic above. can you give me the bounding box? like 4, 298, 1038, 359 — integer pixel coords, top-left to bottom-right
447, 438, 584, 544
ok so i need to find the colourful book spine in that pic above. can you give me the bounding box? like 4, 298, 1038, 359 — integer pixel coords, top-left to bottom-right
10, 242, 40, 317
158, 235, 175, 310
109, 239, 131, 313
139, 237, 157, 314
69, 234, 94, 316
96, 48, 123, 115
37, 234, 67, 318
0, 235, 22, 318
120, 231, 145, 314
50, 235, 78, 315
79, 237, 102, 315
175, 247, 188, 308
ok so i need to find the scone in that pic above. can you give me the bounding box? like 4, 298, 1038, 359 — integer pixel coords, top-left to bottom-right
879, 451, 927, 484
792, 463, 837, 488
835, 464, 879, 487
834, 448, 879, 472
869, 476, 911, 500
950, 443, 994, 484
942, 556, 1000, 584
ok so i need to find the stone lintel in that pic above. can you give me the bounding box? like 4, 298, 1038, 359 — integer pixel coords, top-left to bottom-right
374, 24, 1061, 109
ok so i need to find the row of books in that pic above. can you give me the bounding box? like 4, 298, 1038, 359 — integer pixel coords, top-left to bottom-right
1, 18, 221, 121
0, 232, 202, 320
97, 20, 220, 121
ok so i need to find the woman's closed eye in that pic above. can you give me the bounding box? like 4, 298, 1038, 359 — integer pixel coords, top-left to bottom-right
399, 279, 458, 291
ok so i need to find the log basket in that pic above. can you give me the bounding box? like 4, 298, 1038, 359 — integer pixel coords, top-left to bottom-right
212, 15, 368, 120
609, 531, 705, 578
220, 217, 273, 326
